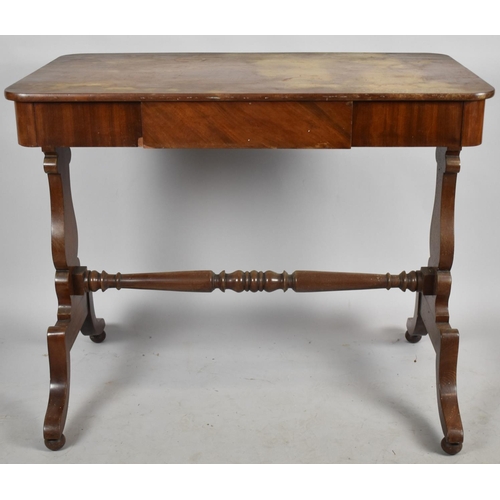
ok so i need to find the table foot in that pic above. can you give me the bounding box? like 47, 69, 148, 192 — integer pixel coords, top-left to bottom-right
412, 297, 464, 455
404, 331, 422, 343
43, 298, 106, 450
441, 438, 462, 455
44, 434, 66, 451
90, 331, 107, 343
434, 324, 464, 455
43, 321, 72, 451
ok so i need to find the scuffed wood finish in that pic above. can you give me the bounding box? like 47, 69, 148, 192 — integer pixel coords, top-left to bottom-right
78, 269, 423, 294
142, 101, 352, 149
406, 148, 463, 454
6, 54, 494, 149
42, 148, 105, 451
4, 54, 495, 454
5, 53, 494, 102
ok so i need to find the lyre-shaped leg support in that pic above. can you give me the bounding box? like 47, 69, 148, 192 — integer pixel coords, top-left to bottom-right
40, 146, 464, 454
406, 147, 463, 454
42, 148, 105, 451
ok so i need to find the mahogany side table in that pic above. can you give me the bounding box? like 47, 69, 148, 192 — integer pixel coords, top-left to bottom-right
5, 53, 494, 454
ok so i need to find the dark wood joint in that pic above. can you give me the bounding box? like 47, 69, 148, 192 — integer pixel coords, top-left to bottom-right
71, 266, 88, 296
419, 267, 437, 295
417, 267, 452, 297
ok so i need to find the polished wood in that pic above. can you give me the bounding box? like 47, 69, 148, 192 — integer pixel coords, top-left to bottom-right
7, 53, 494, 150
352, 102, 463, 148
142, 101, 352, 149
42, 148, 105, 451
35, 103, 142, 147
78, 269, 424, 294
461, 100, 486, 147
428, 149, 463, 455
14, 102, 36, 147
4, 53, 495, 455
405, 148, 463, 454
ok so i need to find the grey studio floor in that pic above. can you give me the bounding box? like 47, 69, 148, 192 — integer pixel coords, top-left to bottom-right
1, 286, 499, 464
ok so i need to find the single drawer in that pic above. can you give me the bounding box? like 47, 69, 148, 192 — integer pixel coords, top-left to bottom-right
142, 101, 352, 149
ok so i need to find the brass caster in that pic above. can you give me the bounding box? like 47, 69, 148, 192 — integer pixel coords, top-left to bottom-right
405, 331, 422, 343
90, 331, 106, 343
441, 438, 462, 455
44, 434, 66, 451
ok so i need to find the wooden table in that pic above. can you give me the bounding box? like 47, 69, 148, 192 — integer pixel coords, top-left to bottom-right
5, 53, 494, 455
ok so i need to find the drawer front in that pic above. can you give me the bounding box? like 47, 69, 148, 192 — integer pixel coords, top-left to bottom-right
142, 101, 352, 149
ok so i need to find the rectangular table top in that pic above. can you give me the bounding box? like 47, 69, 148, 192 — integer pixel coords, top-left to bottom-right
4, 52, 495, 103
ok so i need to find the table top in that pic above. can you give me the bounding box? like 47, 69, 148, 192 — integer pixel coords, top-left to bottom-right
4, 53, 495, 103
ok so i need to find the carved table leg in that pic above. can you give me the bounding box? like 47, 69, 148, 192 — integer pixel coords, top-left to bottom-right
43, 148, 105, 450
408, 148, 463, 454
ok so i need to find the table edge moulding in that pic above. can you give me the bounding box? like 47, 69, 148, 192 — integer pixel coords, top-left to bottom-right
4, 52, 495, 455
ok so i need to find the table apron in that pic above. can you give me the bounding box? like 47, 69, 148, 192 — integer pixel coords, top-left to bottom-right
14, 100, 486, 148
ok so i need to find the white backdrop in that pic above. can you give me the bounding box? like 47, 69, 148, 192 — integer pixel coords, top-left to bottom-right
1, 36, 499, 466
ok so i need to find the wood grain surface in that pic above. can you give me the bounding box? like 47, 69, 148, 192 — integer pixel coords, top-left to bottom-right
5, 53, 495, 102
142, 101, 352, 148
